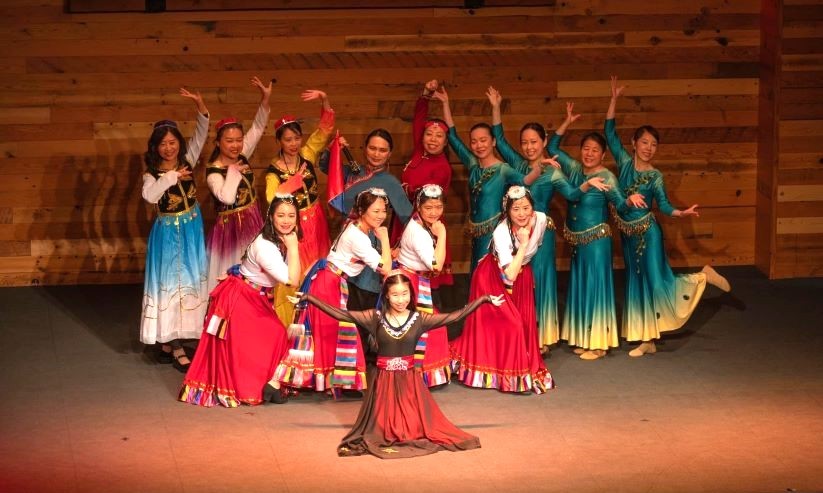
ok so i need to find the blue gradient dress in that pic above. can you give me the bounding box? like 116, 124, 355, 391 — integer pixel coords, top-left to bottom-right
447, 126, 527, 271
604, 119, 707, 342
492, 124, 582, 347
548, 134, 630, 351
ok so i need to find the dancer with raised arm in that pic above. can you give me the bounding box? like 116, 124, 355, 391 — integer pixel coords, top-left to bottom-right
605, 76, 730, 357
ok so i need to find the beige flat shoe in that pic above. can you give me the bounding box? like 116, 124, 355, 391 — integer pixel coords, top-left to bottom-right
579, 349, 605, 360
629, 341, 657, 357
702, 265, 731, 292
573, 347, 585, 355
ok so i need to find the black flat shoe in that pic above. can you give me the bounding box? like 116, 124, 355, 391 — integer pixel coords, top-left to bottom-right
172, 353, 190, 373
262, 383, 289, 404
156, 350, 174, 365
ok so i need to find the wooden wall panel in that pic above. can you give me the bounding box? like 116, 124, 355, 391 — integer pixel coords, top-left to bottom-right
0, 0, 788, 286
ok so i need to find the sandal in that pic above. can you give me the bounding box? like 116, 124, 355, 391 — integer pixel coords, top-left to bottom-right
156, 346, 174, 365
172, 351, 191, 373
262, 383, 289, 404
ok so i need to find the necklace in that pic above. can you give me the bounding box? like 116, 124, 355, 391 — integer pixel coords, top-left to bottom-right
387, 310, 409, 327
380, 311, 419, 339
280, 155, 298, 174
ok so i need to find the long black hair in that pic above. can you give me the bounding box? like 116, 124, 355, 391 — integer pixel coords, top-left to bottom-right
330, 188, 390, 251
208, 120, 246, 163
380, 272, 417, 314
243, 194, 302, 261
494, 184, 535, 257
144, 121, 188, 173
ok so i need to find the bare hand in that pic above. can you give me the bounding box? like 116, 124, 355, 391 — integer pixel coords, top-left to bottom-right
678, 204, 699, 217
423, 79, 439, 96
301, 89, 327, 102
515, 226, 530, 244
431, 86, 449, 103
565, 102, 581, 125
374, 226, 389, 242
179, 87, 203, 105
390, 247, 400, 260
486, 86, 502, 107
610, 75, 626, 100
338, 135, 349, 148
251, 76, 273, 101
489, 294, 505, 307
176, 168, 192, 180
540, 155, 561, 170
282, 231, 299, 249
586, 176, 611, 192
627, 193, 647, 209
430, 220, 446, 238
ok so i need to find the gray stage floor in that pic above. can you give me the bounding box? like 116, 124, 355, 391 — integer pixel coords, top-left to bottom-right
1, 267, 822, 493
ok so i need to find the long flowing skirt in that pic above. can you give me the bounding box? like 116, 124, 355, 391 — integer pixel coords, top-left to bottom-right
206, 203, 264, 293
179, 275, 289, 407
140, 205, 208, 344
338, 357, 480, 459
531, 229, 560, 347
400, 270, 451, 387
560, 236, 619, 350
621, 222, 707, 341
451, 256, 554, 394
274, 267, 367, 391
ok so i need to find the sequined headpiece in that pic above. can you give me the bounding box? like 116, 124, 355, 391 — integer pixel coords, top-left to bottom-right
272, 192, 296, 204
414, 184, 444, 208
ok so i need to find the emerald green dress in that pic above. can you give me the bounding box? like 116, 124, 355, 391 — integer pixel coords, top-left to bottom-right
447, 126, 527, 271
491, 123, 582, 347
604, 119, 707, 342
548, 133, 629, 351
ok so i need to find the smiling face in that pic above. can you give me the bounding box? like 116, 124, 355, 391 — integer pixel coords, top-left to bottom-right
580, 138, 606, 170
422, 125, 447, 155
365, 136, 391, 170
272, 202, 298, 235
360, 196, 388, 230
217, 127, 244, 162
385, 281, 412, 314
520, 128, 546, 162
632, 131, 658, 164
278, 127, 303, 158
417, 197, 444, 226
157, 131, 181, 164
508, 197, 534, 228
469, 127, 495, 160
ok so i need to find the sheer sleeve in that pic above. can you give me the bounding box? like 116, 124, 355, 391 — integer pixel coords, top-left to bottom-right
419, 295, 490, 338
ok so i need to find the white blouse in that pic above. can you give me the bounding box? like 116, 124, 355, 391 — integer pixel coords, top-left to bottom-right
239, 235, 290, 287
326, 223, 382, 277
397, 219, 436, 272
493, 211, 547, 269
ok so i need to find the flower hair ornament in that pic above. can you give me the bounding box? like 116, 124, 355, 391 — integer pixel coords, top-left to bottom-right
501, 185, 530, 211
415, 183, 444, 208
153, 120, 178, 129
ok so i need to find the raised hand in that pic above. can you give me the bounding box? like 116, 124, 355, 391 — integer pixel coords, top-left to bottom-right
541, 155, 562, 170
301, 89, 327, 103
423, 79, 439, 96
179, 87, 207, 114
431, 86, 449, 104
486, 86, 502, 108
565, 102, 581, 125
489, 294, 506, 307
627, 193, 648, 209
678, 204, 699, 217
610, 75, 626, 100
251, 75, 273, 102
586, 176, 611, 192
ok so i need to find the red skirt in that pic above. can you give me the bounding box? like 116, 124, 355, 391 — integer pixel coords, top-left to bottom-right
275, 267, 367, 391
450, 255, 554, 394
338, 355, 480, 459
178, 275, 289, 407
399, 269, 451, 387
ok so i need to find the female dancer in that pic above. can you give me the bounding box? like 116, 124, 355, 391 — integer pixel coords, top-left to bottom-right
205, 76, 271, 292
433, 87, 541, 271
488, 86, 610, 353
319, 129, 413, 310
274, 188, 392, 393
395, 184, 451, 387
605, 76, 731, 357
392, 79, 454, 288
289, 273, 504, 459
549, 102, 645, 360
140, 88, 209, 372
265, 89, 335, 323
452, 186, 554, 393
179, 194, 301, 407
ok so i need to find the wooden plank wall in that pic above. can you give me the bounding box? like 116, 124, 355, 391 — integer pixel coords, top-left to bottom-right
0, 0, 770, 286
773, 0, 823, 278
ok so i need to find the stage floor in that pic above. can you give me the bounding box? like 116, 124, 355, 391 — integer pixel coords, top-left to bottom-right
1, 267, 822, 493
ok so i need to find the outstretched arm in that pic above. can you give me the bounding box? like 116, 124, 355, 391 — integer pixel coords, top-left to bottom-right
243, 76, 272, 157
604, 76, 633, 172
299, 90, 336, 165
180, 87, 210, 167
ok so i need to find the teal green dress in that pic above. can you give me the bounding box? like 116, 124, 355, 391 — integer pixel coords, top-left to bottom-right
548, 133, 629, 351
604, 119, 707, 342
447, 126, 527, 271
492, 123, 583, 347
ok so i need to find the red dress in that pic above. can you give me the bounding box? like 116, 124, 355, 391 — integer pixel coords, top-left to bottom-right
450, 254, 554, 394
392, 96, 454, 287
302, 293, 489, 459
